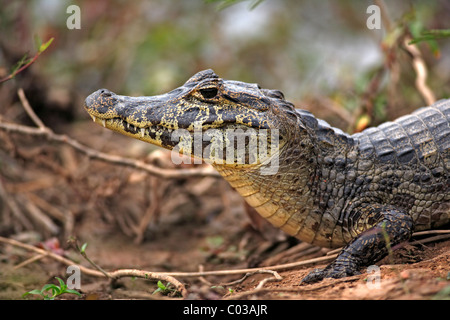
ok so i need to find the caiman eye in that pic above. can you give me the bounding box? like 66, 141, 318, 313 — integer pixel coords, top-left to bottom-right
199, 87, 218, 99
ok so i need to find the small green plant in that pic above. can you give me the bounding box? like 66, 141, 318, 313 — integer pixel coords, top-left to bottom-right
23, 277, 81, 300
152, 281, 176, 295
0, 36, 54, 84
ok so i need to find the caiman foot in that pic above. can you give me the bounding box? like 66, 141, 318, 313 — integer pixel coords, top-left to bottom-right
301, 263, 361, 284
299, 206, 413, 284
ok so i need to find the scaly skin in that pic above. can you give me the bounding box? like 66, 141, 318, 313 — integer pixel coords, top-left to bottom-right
84, 69, 450, 283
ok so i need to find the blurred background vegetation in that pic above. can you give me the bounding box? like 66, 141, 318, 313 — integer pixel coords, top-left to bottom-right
0, 2, 450, 299
1, 0, 449, 131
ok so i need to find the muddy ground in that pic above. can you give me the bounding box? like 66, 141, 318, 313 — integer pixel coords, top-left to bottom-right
0, 119, 449, 301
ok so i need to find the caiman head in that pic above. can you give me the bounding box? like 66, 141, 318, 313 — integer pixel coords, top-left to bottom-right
84, 69, 306, 172
84, 69, 354, 245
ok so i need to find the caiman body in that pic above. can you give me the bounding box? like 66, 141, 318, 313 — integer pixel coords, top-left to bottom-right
85, 69, 450, 283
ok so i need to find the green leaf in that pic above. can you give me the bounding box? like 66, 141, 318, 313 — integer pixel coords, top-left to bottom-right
9, 53, 29, 76
152, 288, 162, 295
409, 29, 450, 44
22, 289, 44, 298
80, 242, 88, 253
41, 283, 59, 291
64, 289, 82, 297
408, 29, 449, 57
153, 281, 171, 295
55, 277, 67, 291
157, 281, 167, 290
38, 37, 54, 53
41, 284, 60, 296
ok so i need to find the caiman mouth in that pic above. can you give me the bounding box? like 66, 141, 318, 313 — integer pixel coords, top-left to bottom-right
84, 89, 181, 148
84, 88, 258, 150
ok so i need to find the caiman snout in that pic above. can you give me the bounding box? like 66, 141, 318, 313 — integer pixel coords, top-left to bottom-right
84, 89, 115, 108
84, 88, 120, 120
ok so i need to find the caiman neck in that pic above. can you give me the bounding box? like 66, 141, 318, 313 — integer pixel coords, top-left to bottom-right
212, 119, 356, 247
212, 133, 320, 240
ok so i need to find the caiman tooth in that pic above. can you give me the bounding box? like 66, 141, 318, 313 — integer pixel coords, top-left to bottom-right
91, 115, 96, 123
140, 128, 145, 138
102, 119, 106, 127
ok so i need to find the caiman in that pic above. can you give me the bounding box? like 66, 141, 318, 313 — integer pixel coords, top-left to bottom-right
84, 69, 450, 283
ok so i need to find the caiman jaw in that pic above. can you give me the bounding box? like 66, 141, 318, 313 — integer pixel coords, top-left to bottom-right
84, 88, 185, 149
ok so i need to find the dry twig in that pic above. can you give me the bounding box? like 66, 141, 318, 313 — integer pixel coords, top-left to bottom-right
219, 269, 282, 288
13, 253, 47, 270
403, 36, 436, 106
17, 88, 47, 130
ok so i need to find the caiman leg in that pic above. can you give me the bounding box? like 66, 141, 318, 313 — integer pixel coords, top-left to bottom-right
301, 206, 414, 283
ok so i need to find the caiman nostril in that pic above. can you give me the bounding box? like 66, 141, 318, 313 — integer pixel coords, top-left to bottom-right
99, 89, 112, 97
